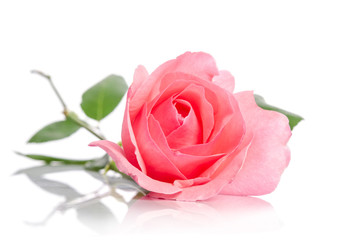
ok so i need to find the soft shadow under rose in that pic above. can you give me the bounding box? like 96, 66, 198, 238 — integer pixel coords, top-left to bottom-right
90, 52, 291, 201
121, 195, 281, 234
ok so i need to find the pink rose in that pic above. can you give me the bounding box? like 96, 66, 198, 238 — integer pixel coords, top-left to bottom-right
90, 52, 291, 201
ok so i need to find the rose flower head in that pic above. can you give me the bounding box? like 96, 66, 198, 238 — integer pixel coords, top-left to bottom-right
90, 52, 291, 201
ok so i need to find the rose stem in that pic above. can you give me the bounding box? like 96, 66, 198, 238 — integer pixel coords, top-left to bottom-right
31, 70, 106, 140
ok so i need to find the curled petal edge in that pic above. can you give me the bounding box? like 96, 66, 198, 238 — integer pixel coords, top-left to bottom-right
89, 140, 182, 195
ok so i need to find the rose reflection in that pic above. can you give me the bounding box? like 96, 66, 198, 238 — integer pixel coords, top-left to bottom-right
16, 164, 281, 234
122, 195, 282, 233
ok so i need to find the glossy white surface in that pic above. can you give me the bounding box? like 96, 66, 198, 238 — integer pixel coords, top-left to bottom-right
1, 0, 362, 239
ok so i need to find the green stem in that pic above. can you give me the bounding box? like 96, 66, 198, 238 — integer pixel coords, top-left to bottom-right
31, 70, 68, 114
31, 70, 106, 140
66, 112, 105, 140
103, 161, 111, 175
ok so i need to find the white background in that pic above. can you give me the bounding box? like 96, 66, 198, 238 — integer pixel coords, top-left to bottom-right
1, 0, 362, 239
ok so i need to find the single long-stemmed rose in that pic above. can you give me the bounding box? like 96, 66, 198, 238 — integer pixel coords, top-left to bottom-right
18, 52, 302, 202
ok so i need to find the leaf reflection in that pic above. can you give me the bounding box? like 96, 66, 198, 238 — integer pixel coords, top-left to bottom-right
16, 164, 144, 234
15, 165, 282, 234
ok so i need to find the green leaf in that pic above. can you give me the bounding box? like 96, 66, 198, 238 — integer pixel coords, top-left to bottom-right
81, 74, 128, 121
254, 94, 303, 130
28, 119, 80, 143
15, 152, 96, 165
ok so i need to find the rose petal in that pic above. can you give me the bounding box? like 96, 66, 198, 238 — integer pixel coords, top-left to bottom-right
157, 52, 219, 91
174, 84, 214, 143
221, 91, 291, 196
128, 65, 149, 98
146, 74, 242, 155
173, 52, 219, 80
122, 99, 147, 172
133, 105, 187, 182
148, 115, 224, 178
212, 70, 235, 93
151, 97, 181, 136
89, 140, 181, 195
128, 65, 153, 119
173, 177, 211, 188
166, 99, 202, 148
159, 74, 235, 143
178, 92, 245, 156
129, 52, 219, 118
148, 133, 253, 201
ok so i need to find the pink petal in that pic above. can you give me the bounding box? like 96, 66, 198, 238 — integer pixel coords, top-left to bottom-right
178, 91, 245, 156
129, 52, 219, 118
157, 52, 219, 88
128, 65, 153, 119
128, 65, 149, 98
221, 91, 292, 196
171, 152, 223, 179
173, 177, 211, 188
148, 115, 224, 179
121, 99, 146, 172
174, 84, 214, 143
173, 52, 219, 80
145, 74, 243, 156
151, 97, 181, 136
212, 70, 235, 93
132, 105, 187, 182
89, 140, 181, 195
166, 99, 202, 148
146, 76, 203, 115
148, 133, 253, 201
